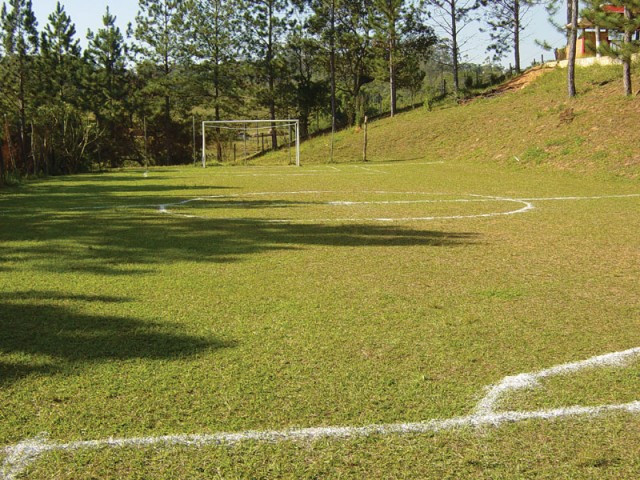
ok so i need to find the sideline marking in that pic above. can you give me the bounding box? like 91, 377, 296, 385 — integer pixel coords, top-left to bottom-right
3, 347, 640, 479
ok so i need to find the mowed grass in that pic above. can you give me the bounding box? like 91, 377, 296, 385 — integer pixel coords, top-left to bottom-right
1, 157, 639, 478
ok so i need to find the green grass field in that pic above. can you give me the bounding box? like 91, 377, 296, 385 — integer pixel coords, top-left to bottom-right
1, 156, 639, 478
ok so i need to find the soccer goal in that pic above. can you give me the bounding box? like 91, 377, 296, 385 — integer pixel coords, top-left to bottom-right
201, 119, 300, 167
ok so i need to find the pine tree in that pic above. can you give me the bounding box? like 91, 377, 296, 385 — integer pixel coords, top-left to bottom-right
40, 2, 81, 105
135, 0, 188, 164
0, 0, 39, 171
336, 0, 375, 125
371, 0, 404, 116
566, 0, 578, 97
423, 0, 481, 93
282, 26, 328, 138
481, 0, 542, 73
38, 1, 94, 173
304, 0, 339, 155
535, 0, 576, 96
186, 0, 241, 118
301, 0, 381, 132
372, 0, 436, 115
86, 7, 132, 167
241, 0, 295, 149
584, 0, 640, 95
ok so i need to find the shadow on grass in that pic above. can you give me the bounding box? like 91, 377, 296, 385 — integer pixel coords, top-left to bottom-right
0, 211, 480, 274
0, 174, 236, 212
0, 292, 233, 385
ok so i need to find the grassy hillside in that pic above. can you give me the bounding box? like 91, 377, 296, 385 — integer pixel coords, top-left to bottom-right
265, 65, 640, 180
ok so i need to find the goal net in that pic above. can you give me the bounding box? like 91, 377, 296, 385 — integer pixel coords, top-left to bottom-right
201, 119, 300, 167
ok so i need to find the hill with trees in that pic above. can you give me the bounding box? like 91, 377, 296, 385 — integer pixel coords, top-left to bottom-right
0, 0, 638, 182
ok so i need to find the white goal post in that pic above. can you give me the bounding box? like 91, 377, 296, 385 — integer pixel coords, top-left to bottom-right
201, 119, 300, 167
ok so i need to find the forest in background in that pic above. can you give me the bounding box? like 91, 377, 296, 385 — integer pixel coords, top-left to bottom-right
0, 0, 561, 180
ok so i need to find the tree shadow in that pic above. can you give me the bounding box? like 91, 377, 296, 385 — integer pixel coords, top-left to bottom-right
0, 210, 480, 274
1, 175, 236, 212
0, 292, 234, 385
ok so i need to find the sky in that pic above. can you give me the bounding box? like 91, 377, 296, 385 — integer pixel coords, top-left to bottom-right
31, 0, 567, 68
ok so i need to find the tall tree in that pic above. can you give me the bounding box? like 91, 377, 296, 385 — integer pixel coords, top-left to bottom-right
481, 0, 542, 73
372, 0, 436, 115
86, 7, 132, 167
424, 0, 481, 93
566, 0, 578, 97
241, 0, 294, 149
584, 1, 640, 96
0, 0, 39, 170
305, 0, 339, 158
371, 0, 404, 116
184, 0, 241, 122
539, 0, 578, 97
183, 0, 242, 163
135, 0, 187, 164
334, 0, 374, 126
39, 2, 81, 104
38, 1, 90, 173
283, 27, 327, 138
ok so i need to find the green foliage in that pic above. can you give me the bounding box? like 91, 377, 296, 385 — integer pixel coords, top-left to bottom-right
423, 0, 483, 92
481, 0, 542, 72
0, 0, 626, 181
370, 0, 437, 114
582, 0, 640, 95
183, 0, 244, 124
0, 0, 39, 170
135, 0, 192, 164
240, 0, 294, 145
85, 8, 135, 168
35, 2, 90, 174
282, 27, 329, 137
39, 1, 82, 104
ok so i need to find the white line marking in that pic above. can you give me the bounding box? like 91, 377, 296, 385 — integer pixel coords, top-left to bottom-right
476, 346, 640, 416
0, 192, 637, 216
157, 192, 535, 223
519, 194, 640, 201
353, 165, 387, 174
2, 347, 639, 479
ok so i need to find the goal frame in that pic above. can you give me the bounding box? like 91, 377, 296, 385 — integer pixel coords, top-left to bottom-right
201, 119, 300, 167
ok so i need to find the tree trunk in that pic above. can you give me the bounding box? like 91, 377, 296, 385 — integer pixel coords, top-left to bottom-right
0, 135, 5, 182
623, 6, 633, 96
268, 2, 278, 150
329, 0, 336, 162
214, 58, 223, 161
567, 0, 578, 98
389, 42, 396, 116
18, 56, 28, 171
514, 0, 521, 73
451, 1, 459, 93
164, 48, 172, 165
164, 95, 171, 164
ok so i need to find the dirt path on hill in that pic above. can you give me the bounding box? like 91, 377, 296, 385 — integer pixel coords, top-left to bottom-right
463, 66, 552, 103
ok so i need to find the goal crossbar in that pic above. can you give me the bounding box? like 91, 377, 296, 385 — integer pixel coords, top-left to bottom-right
201, 119, 300, 167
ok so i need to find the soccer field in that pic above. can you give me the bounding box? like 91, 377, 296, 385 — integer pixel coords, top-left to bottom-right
1, 160, 639, 478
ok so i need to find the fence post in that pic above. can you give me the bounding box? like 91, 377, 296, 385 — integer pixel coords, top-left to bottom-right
362, 116, 368, 163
